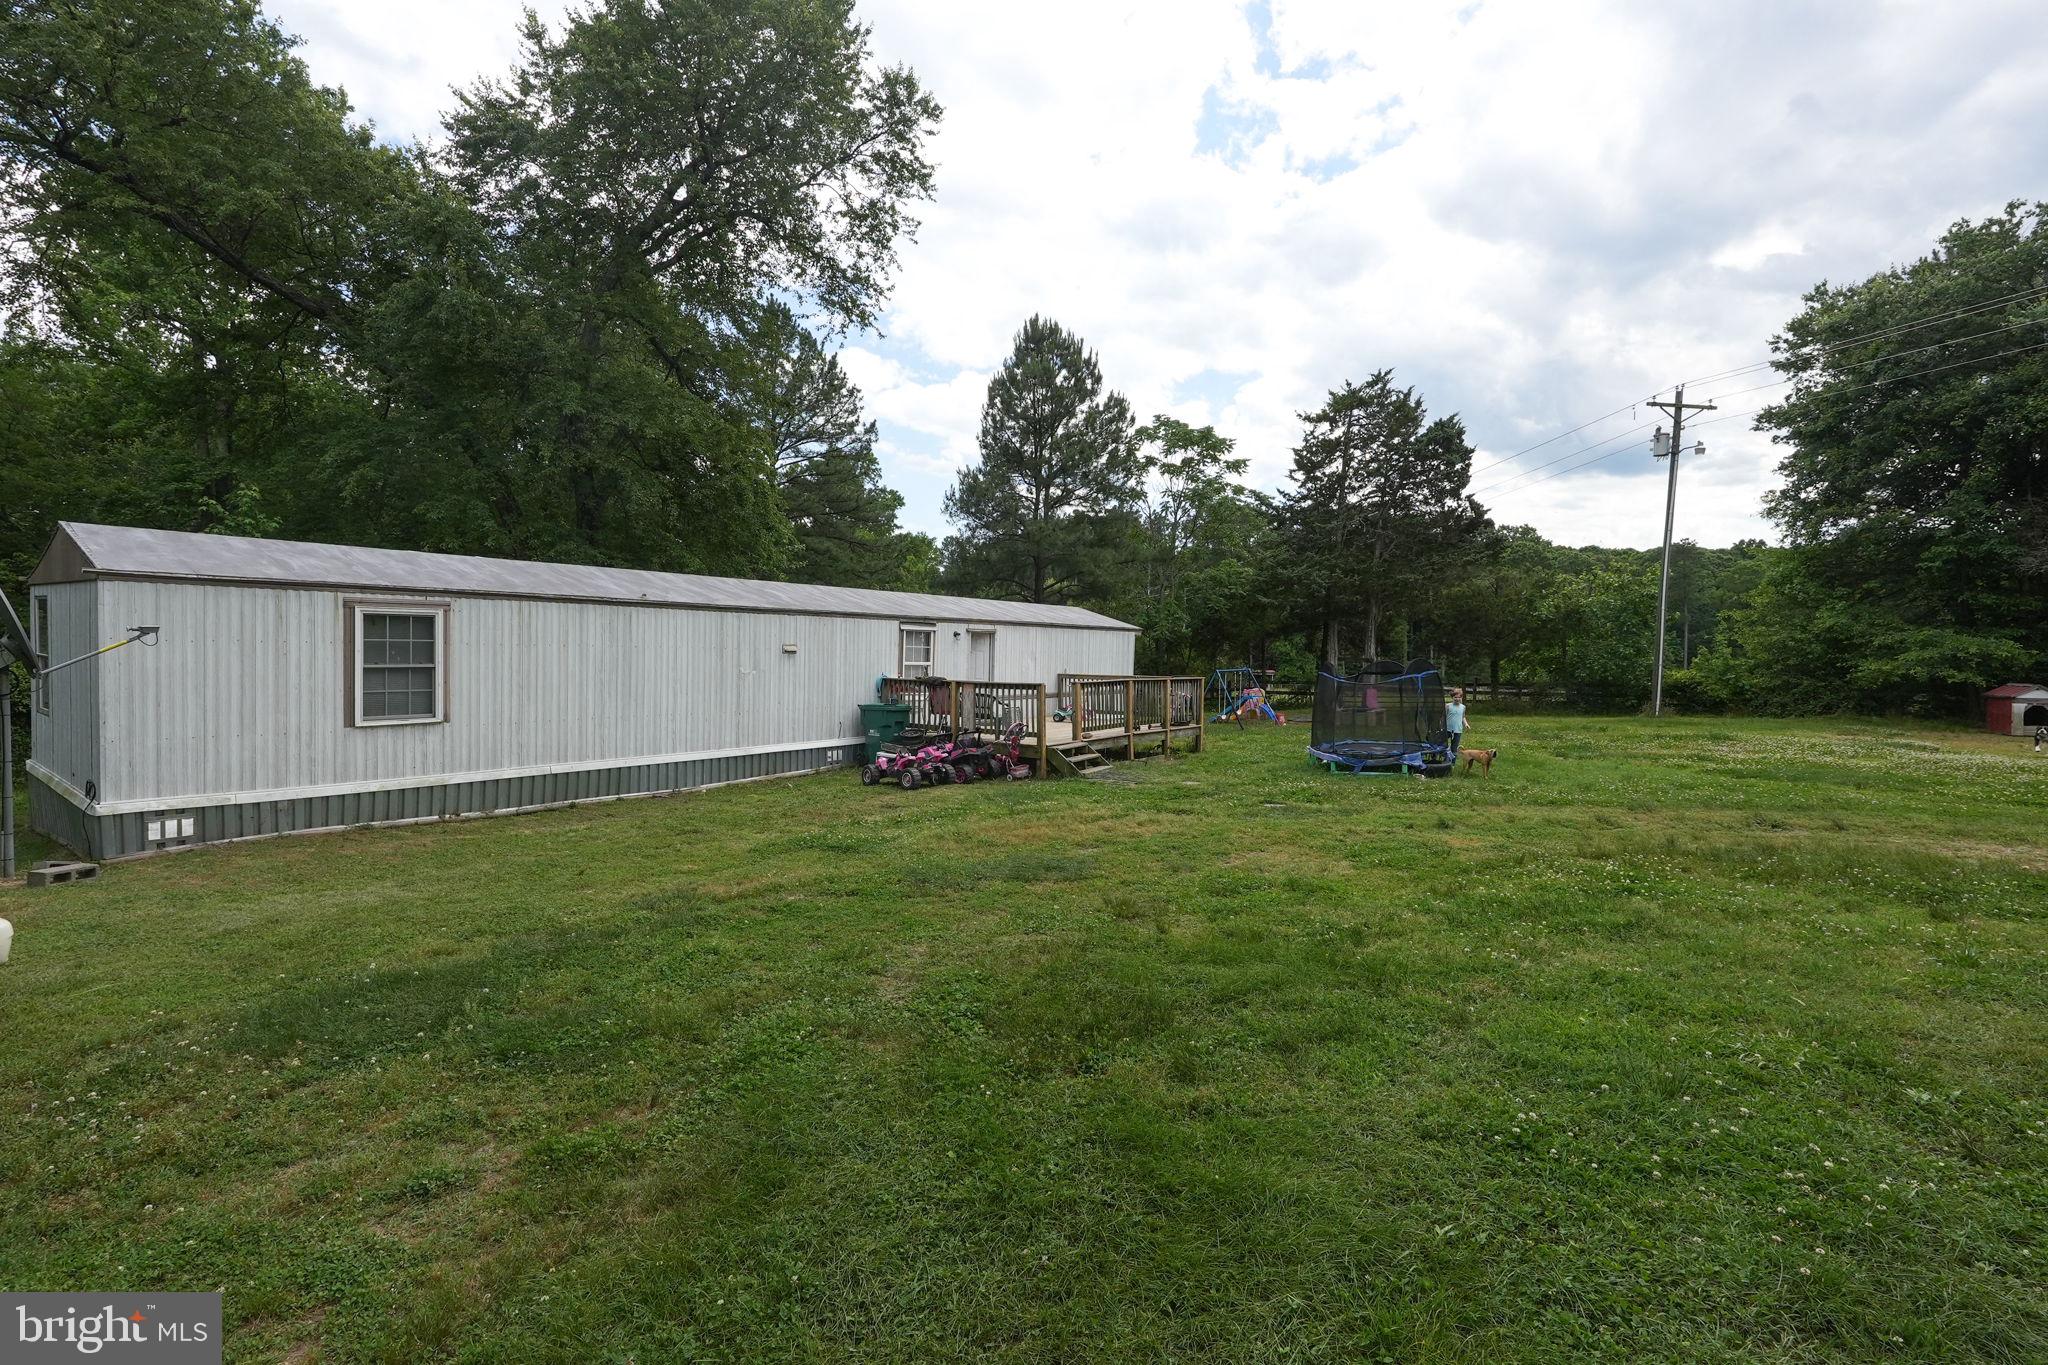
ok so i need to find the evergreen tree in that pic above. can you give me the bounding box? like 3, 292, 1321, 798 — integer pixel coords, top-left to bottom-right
1278, 371, 1485, 668
942, 316, 1143, 603
736, 304, 914, 587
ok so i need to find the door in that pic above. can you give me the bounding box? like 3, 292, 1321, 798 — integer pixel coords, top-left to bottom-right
967, 630, 994, 681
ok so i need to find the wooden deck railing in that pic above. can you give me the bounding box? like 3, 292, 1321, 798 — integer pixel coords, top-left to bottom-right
874, 675, 1204, 777
876, 677, 1052, 775
1057, 675, 1206, 759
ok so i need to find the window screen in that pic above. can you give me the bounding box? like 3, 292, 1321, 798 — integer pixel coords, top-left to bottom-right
900, 626, 934, 678
360, 611, 440, 721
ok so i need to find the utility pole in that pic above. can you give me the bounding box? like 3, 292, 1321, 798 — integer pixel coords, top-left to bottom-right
1646, 385, 1714, 716
0, 593, 30, 881
1, 667, 13, 880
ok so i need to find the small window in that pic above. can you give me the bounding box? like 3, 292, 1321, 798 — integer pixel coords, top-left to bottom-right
353, 606, 445, 725
899, 624, 935, 679
33, 595, 50, 715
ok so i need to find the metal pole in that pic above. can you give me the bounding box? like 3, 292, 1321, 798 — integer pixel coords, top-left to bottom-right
1652, 386, 1685, 717
2, 667, 14, 880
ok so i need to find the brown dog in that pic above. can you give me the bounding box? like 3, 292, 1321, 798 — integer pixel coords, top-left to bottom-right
1459, 747, 1498, 776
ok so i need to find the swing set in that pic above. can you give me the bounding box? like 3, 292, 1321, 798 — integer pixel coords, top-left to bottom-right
1208, 666, 1287, 726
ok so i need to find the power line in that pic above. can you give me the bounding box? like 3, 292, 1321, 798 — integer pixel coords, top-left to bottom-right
1685, 335, 2048, 434
1464, 285, 2047, 498
1467, 420, 1657, 498
1679, 284, 2048, 387
1479, 335, 2048, 502
1674, 283, 2048, 389
1688, 312, 2048, 406
1476, 437, 1641, 497
1464, 395, 1661, 481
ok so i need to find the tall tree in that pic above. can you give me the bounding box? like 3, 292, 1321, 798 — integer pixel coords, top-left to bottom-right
438, 0, 941, 574
734, 304, 915, 586
1509, 556, 1659, 705
1432, 524, 1550, 687
1731, 202, 2048, 711
1118, 417, 1269, 673
0, 0, 423, 344
942, 316, 1143, 603
1279, 371, 1485, 668
0, 0, 941, 583
0, 0, 455, 558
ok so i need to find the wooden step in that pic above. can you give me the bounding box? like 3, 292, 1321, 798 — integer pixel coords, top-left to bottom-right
1048, 740, 1114, 778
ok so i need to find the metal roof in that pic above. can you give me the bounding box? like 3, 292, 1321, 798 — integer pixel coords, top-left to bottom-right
38, 523, 1138, 631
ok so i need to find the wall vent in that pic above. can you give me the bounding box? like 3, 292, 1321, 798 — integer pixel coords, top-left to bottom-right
144, 811, 197, 848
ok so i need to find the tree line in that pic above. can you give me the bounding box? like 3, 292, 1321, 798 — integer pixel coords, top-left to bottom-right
933, 314, 1787, 707
3, 1, 2041, 719
937, 204, 2045, 716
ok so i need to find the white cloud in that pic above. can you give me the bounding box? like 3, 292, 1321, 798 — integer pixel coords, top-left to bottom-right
864, 369, 991, 464
267, 0, 2048, 547
1710, 225, 1808, 273
266, 0, 570, 143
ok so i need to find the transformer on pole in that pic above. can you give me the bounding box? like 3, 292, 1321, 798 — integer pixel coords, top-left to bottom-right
1645, 385, 1714, 716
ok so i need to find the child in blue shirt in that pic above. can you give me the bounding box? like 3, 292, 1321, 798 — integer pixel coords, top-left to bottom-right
1445, 689, 1467, 756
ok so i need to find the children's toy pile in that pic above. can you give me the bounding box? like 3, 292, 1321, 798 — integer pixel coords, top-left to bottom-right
861, 721, 1032, 791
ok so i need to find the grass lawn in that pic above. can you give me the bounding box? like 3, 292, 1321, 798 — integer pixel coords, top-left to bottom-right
2, 716, 2044, 1362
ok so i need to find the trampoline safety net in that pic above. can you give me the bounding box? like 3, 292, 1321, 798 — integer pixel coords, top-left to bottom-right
1309, 659, 1452, 774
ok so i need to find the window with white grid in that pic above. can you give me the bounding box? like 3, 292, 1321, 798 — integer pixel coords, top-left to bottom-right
899, 625, 935, 678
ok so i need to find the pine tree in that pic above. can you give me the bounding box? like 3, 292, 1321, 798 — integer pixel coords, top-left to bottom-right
942, 316, 1142, 603
736, 304, 910, 587
1279, 371, 1484, 669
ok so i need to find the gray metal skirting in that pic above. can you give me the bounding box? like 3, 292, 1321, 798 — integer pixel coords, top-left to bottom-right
30, 744, 857, 861
28, 776, 98, 859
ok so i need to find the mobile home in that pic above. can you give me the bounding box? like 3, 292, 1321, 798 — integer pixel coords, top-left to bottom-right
26, 524, 1136, 858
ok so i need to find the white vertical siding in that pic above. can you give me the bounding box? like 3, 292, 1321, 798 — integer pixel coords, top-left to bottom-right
86, 580, 1135, 807
965, 620, 1133, 685
25, 581, 99, 795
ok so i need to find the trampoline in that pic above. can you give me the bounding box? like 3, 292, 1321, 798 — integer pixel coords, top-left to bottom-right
1307, 659, 1454, 777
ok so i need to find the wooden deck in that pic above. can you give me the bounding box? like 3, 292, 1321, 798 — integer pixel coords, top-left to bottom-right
1059, 675, 1206, 767
874, 675, 1206, 778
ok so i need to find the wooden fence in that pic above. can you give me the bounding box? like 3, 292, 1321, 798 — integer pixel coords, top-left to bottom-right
1448, 681, 1636, 710
1260, 679, 1637, 715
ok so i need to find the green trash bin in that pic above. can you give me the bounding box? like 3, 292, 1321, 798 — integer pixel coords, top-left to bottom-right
859, 701, 913, 764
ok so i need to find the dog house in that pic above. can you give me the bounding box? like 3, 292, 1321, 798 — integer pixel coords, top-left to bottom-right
1983, 683, 2048, 736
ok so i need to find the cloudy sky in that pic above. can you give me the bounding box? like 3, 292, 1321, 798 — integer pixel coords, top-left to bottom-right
270, 0, 2048, 549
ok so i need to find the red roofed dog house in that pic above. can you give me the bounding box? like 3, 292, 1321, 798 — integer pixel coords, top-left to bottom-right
1983, 683, 2048, 736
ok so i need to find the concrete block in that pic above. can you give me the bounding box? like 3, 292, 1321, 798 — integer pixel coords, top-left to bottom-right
27, 860, 100, 888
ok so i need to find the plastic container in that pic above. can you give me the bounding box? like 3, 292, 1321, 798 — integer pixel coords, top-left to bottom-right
858, 701, 913, 764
